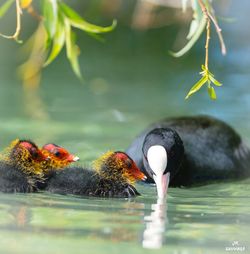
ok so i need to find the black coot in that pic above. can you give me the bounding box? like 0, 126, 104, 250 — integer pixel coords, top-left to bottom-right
126, 115, 250, 198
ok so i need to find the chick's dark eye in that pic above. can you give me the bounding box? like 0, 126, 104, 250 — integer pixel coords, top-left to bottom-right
29, 148, 38, 158
125, 159, 132, 168
32, 152, 39, 158
54, 151, 61, 157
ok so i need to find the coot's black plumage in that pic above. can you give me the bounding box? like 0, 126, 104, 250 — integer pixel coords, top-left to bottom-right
45, 151, 146, 198
126, 115, 250, 189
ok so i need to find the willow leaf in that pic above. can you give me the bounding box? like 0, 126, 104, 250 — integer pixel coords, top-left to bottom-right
186, 19, 199, 40
207, 86, 217, 100
70, 19, 117, 34
185, 75, 207, 99
201, 65, 206, 71
64, 18, 81, 79
169, 15, 206, 57
59, 2, 82, 21
59, 2, 117, 34
44, 17, 65, 67
86, 32, 105, 43
209, 74, 222, 86
43, 0, 58, 38
64, 18, 72, 59
0, 0, 14, 18
201, 65, 214, 77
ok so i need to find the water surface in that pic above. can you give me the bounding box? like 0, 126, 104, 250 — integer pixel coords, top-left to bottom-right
0, 181, 249, 254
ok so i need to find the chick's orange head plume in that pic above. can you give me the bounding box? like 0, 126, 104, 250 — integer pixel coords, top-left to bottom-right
114, 152, 146, 182
2, 139, 49, 176
19, 140, 47, 162
93, 151, 146, 184
42, 144, 79, 162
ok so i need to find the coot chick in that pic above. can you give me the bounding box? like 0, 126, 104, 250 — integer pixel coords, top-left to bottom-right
46, 151, 146, 198
126, 115, 250, 198
0, 139, 48, 193
41, 143, 79, 175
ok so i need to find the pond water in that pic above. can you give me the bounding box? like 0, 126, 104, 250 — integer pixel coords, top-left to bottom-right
0, 1, 250, 253
0, 181, 249, 254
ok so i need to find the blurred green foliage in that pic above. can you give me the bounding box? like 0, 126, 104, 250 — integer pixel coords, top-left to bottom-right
0, 0, 226, 100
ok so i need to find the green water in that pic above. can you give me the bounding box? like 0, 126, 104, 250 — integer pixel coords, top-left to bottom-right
0, 182, 249, 254
0, 1, 250, 253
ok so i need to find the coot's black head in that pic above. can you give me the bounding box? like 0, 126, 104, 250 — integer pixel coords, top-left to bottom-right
142, 128, 184, 198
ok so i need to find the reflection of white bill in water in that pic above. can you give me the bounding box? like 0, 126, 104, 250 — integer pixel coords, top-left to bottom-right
142, 198, 167, 249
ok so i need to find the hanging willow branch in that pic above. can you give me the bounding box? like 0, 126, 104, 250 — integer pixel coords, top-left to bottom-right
185, 0, 225, 100
0, 0, 227, 98
0, 0, 116, 87
0, 0, 22, 42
